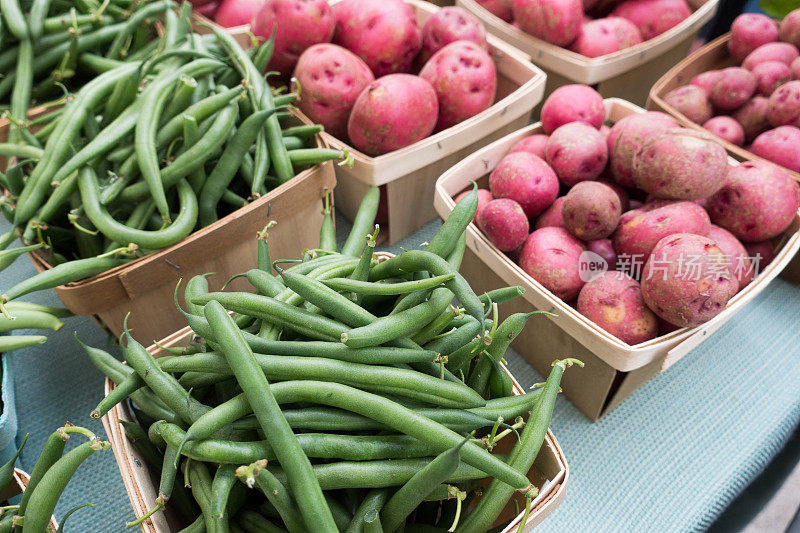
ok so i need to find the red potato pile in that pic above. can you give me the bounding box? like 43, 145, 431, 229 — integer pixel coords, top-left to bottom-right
663, 9, 800, 173
462, 84, 800, 344
189, 0, 498, 156
475, 0, 692, 57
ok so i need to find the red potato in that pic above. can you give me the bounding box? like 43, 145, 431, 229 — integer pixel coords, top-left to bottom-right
706, 161, 800, 241
606, 112, 679, 187
419, 7, 488, 64
702, 116, 745, 146
195, 1, 220, 17
612, 200, 711, 261
792, 57, 800, 79
744, 241, 776, 271
577, 271, 658, 344
419, 41, 497, 131
628, 198, 644, 211
332, 0, 421, 77
708, 224, 754, 290
750, 126, 800, 172
293, 44, 374, 139
742, 42, 800, 71
587, 238, 618, 269
752, 61, 792, 96
691, 70, 720, 94
251, 0, 334, 76
489, 153, 560, 218
732, 96, 771, 143
561, 181, 622, 240
728, 13, 780, 62
709, 67, 756, 111
540, 84, 605, 134
518, 227, 587, 300
215, 0, 263, 26
632, 129, 728, 200
475, 0, 514, 22
780, 9, 800, 49
534, 196, 566, 229
641, 233, 737, 327
456, 188, 493, 221
347, 74, 438, 156
477, 198, 530, 251
186, 0, 217, 5
663, 85, 713, 124
611, 0, 690, 40
545, 122, 608, 186
598, 124, 611, 140
569, 17, 643, 57
596, 178, 630, 211
512, 0, 583, 47
508, 134, 549, 158
766, 80, 800, 127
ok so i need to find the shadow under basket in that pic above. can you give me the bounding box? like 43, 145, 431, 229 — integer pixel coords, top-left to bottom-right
102, 275, 569, 532
457, 0, 719, 108
325, 0, 547, 245
434, 98, 800, 421
24, 111, 336, 344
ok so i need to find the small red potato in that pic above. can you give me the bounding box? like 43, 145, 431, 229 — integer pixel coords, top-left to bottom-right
728, 13, 780, 62
663, 84, 713, 124
568, 17, 643, 57
611, 0, 690, 40
750, 125, 800, 172
561, 181, 622, 240
708, 224, 754, 290
477, 198, 530, 251
607, 111, 679, 187
766, 80, 800, 127
709, 67, 756, 111
420, 7, 488, 63
742, 42, 800, 71
732, 96, 771, 143
540, 84, 605, 134
534, 196, 566, 229
545, 122, 608, 186
508, 134, 549, 159
489, 153, 560, 218
519, 227, 587, 301
456, 188, 494, 221
512, 0, 583, 46
702, 116, 745, 146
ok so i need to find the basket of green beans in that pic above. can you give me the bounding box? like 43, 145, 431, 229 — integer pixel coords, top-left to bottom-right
0, 8, 346, 342
87, 187, 577, 532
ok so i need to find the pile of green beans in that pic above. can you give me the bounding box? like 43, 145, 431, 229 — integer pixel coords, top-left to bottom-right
0, 424, 111, 531
84, 187, 581, 532
0, 5, 347, 312
0, 0, 164, 133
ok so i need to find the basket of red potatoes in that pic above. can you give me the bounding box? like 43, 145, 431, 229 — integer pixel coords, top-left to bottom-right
650, 9, 800, 180
435, 85, 800, 374
455, 0, 719, 100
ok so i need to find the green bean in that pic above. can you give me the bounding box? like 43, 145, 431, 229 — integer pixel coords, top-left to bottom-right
266, 458, 488, 491
28, 0, 52, 38
210, 464, 237, 526
119, 421, 163, 472
456, 359, 581, 532
323, 274, 456, 295
135, 59, 223, 221
342, 186, 379, 257
106, 0, 173, 59
185, 273, 213, 317
14, 430, 66, 529
4, 301, 71, 317
0, 434, 26, 494
488, 362, 514, 399
80, 169, 198, 249
319, 191, 336, 252
22, 438, 110, 533
91, 372, 144, 420
287, 148, 346, 167
1, 253, 127, 303
8, 38, 33, 145
382, 440, 467, 532
0, 308, 62, 333
198, 108, 278, 226
428, 184, 478, 259
193, 292, 349, 342
237, 510, 288, 533
237, 461, 304, 533
79, 52, 125, 73
245, 269, 284, 298
163, 75, 198, 124
346, 489, 388, 533
204, 300, 338, 532
0, 144, 43, 160
183, 115, 207, 194
123, 325, 210, 424
14, 61, 139, 225
281, 136, 306, 151
0, 243, 46, 273
0, 0, 28, 40
186, 460, 218, 533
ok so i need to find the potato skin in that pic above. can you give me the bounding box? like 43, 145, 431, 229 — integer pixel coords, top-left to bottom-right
562, 181, 622, 240
702, 116, 745, 147
611, 0, 690, 40
641, 233, 737, 327
728, 13, 779, 62
750, 125, 800, 172
705, 161, 800, 242
742, 42, 800, 71
709, 67, 756, 111
534, 196, 566, 230
607, 112, 678, 187
489, 153, 560, 218
663, 85, 713, 124
612, 200, 711, 261
767, 80, 800, 128
512, 0, 582, 46
708, 224, 754, 291
293, 44, 374, 139
455, 188, 493, 221
545, 122, 608, 186
347, 74, 438, 156
519, 227, 587, 301
477, 198, 530, 252
540, 84, 605, 135
508, 134, 549, 159
632, 129, 728, 200
732, 96, 771, 143
577, 271, 658, 344
569, 17, 643, 58
419, 7, 488, 64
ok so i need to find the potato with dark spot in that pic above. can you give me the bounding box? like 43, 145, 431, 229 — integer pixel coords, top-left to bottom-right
518, 227, 587, 300
767, 80, 800, 127
562, 181, 622, 240
705, 161, 800, 241
545, 122, 608, 186
702, 116, 745, 146
612, 200, 711, 260
577, 271, 657, 344
419, 7, 488, 63
641, 233, 737, 327
632, 129, 728, 200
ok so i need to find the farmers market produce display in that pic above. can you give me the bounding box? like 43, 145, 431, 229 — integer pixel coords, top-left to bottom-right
476, 0, 693, 57
0, 4, 346, 316
86, 187, 579, 531
460, 84, 800, 342
661, 9, 800, 173
0, 424, 109, 531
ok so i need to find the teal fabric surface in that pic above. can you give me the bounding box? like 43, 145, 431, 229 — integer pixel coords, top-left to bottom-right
1, 215, 800, 531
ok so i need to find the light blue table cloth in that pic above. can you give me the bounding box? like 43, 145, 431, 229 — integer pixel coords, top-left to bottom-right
2, 215, 800, 532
